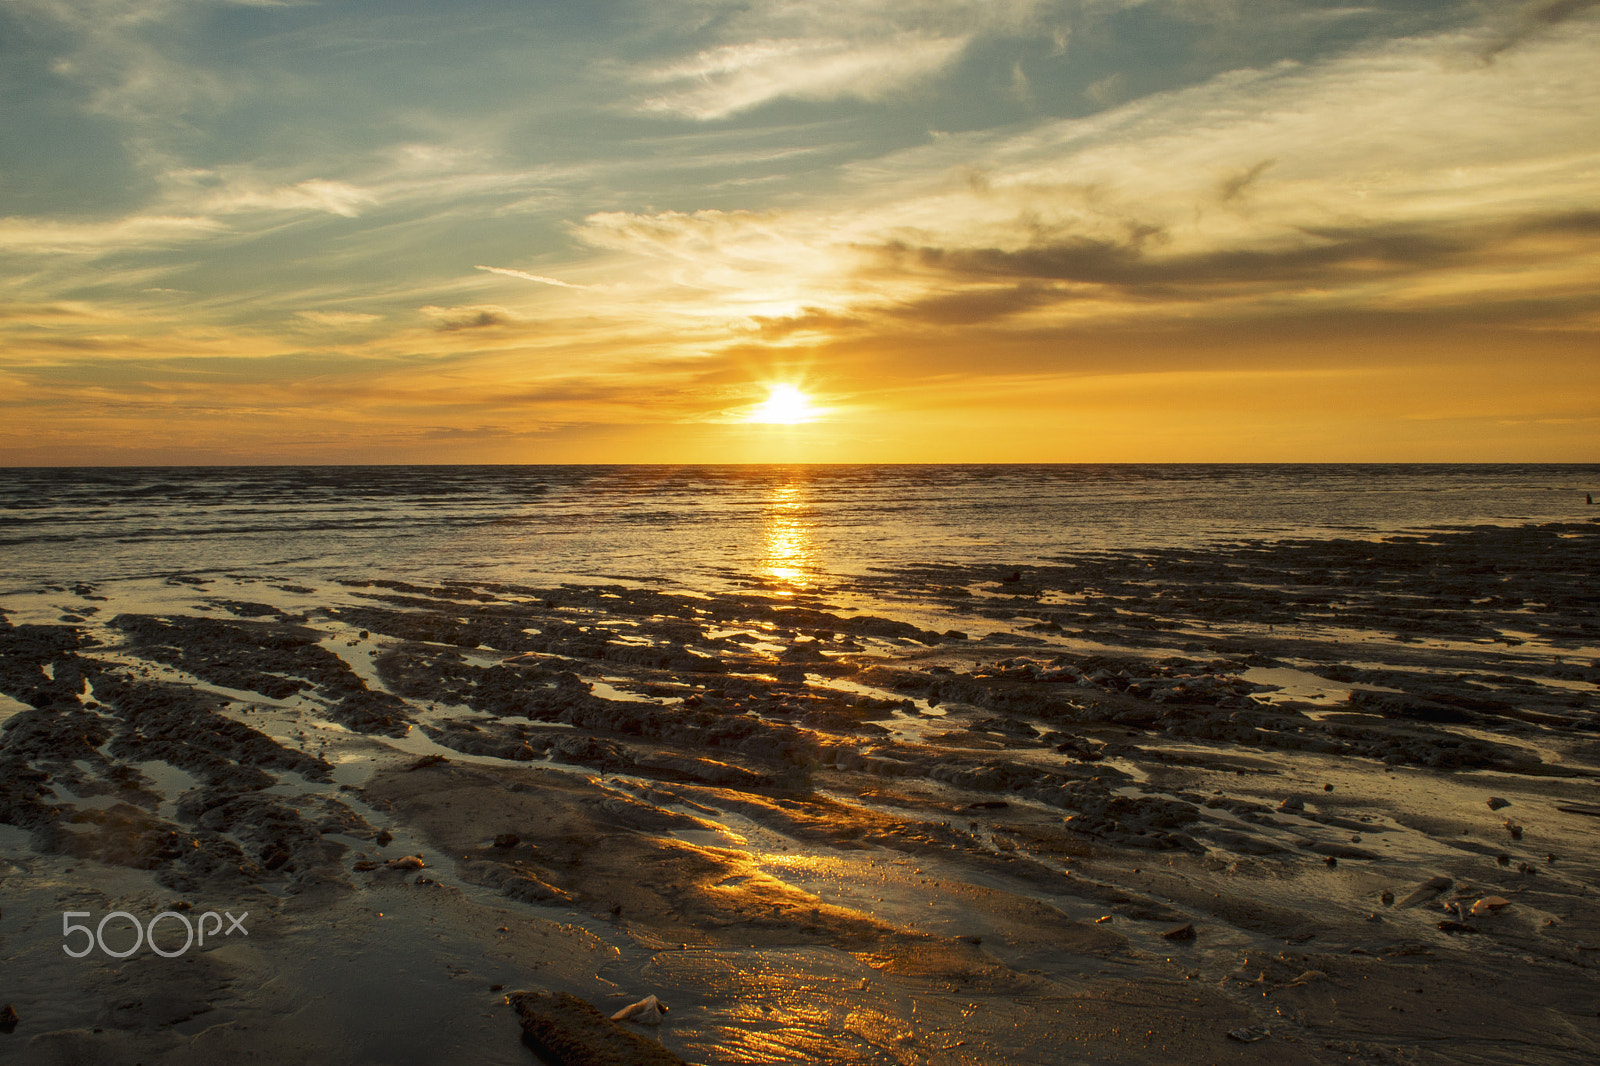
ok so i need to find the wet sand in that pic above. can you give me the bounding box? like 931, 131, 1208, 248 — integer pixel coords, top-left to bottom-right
2, 522, 1598, 1064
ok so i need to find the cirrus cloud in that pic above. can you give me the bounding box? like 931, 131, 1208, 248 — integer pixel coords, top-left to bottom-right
634, 34, 970, 119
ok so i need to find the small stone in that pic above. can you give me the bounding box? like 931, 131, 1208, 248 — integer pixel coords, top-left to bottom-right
0, 1005, 16, 1034
374, 829, 394, 847
1487, 797, 1511, 811
1470, 896, 1511, 917
1323, 783, 1334, 792
1161, 923, 1197, 941
1324, 856, 1338, 868
1380, 890, 1394, 906
1504, 821, 1523, 840
1496, 853, 1511, 866
493, 833, 521, 849
1397, 876, 1452, 908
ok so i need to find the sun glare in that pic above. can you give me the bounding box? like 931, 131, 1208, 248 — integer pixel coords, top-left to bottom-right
747, 384, 816, 424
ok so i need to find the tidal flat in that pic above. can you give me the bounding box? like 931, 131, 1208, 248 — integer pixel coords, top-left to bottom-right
2, 522, 1598, 1065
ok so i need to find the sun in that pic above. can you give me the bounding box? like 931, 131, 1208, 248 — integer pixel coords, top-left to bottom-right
746, 383, 816, 424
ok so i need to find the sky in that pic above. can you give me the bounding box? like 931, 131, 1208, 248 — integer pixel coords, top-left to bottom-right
2, 0, 1597, 464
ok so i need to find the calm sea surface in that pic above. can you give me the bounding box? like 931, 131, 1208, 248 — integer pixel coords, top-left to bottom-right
1, 465, 1596, 592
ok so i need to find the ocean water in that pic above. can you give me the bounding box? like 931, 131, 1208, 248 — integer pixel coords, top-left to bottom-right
1, 464, 1595, 592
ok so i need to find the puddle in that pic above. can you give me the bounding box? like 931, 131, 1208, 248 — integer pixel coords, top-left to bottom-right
0, 690, 31, 726
589, 679, 657, 704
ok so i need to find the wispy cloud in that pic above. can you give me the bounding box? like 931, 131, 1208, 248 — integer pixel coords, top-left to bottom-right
624, 0, 1058, 119
191, 178, 378, 218
296, 310, 383, 327
581, 16, 1600, 334
0, 214, 226, 256
475, 265, 586, 289
635, 35, 970, 119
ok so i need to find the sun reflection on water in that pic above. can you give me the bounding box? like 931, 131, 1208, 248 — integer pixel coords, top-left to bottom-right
762, 481, 815, 590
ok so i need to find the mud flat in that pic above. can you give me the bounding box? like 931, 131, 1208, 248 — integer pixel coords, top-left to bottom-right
1, 522, 1598, 1064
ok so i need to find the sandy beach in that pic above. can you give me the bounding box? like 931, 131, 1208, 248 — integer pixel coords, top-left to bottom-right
2, 520, 1599, 1064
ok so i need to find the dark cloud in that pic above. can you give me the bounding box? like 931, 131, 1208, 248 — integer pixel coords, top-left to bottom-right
1218, 159, 1275, 204
873, 210, 1600, 302
413, 425, 527, 441
882, 284, 1069, 326
1478, 0, 1600, 61
493, 382, 641, 406
434, 309, 513, 332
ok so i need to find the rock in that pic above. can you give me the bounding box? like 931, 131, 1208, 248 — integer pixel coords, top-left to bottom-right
1277, 796, 1305, 813
1397, 876, 1452, 909
493, 833, 521, 849
634, 752, 767, 788
374, 829, 393, 847
1380, 890, 1394, 906
459, 859, 571, 905
1306, 841, 1378, 860
1470, 896, 1511, 917
1161, 923, 1197, 941
1486, 796, 1510, 811
384, 855, 426, 870
1226, 1025, 1270, 1042
1504, 821, 1523, 840
0, 1004, 15, 1034
507, 991, 687, 1065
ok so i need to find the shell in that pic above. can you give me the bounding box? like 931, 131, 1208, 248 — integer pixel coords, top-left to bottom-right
611, 994, 669, 1025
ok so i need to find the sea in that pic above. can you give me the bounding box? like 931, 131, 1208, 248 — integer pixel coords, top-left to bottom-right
1, 464, 1596, 593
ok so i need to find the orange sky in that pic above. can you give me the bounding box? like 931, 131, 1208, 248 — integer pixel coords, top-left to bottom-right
3, 0, 1597, 463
